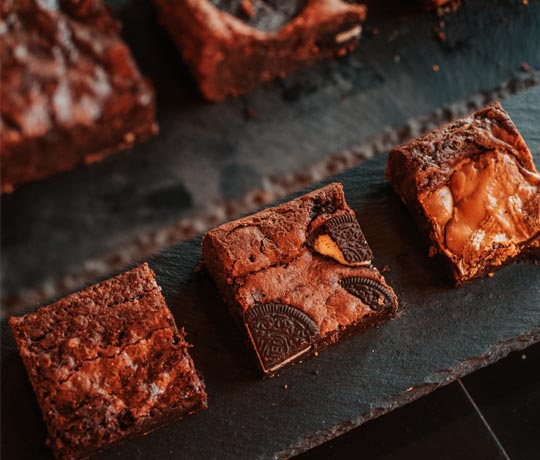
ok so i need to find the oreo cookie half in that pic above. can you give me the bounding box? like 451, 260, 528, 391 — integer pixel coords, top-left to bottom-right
244, 303, 320, 373
341, 277, 397, 312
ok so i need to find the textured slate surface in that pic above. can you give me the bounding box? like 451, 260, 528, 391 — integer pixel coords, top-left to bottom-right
2, 0, 540, 311
2, 144, 539, 459
293, 381, 509, 460
461, 343, 540, 460
296, 342, 540, 459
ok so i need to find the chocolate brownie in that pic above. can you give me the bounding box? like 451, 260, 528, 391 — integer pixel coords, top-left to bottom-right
0, 0, 158, 193
9, 263, 207, 460
153, 0, 367, 101
202, 183, 398, 376
386, 102, 540, 286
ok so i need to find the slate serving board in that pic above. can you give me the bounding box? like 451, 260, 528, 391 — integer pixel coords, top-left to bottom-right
2, 0, 540, 313
3, 103, 539, 458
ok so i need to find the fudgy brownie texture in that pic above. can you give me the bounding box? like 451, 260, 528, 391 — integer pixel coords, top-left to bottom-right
0, 0, 158, 193
202, 183, 398, 376
153, 0, 367, 101
9, 263, 207, 460
386, 102, 540, 286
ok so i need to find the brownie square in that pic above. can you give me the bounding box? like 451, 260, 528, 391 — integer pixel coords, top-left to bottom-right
8, 263, 207, 460
153, 0, 367, 101
0, 0, 158, 192
202, 183, 398, 376
386, 102, 540, 285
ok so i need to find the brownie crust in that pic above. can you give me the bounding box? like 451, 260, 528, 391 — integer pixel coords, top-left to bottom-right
153, 0, 367, 101
9, 263, 207, 460
202, 183, 398, 376
0, 0, 158, 192
386, 102, 540, 285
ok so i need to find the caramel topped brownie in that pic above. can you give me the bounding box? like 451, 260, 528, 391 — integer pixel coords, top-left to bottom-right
0, 0, 157, 192
386, 102, 540, 285
153, 0, 367, 101
202, 183, 398, 376
9, 263, 207, 460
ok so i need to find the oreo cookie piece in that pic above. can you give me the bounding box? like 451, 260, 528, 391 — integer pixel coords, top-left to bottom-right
310, 214, 373, 266
244, 303, 320, 373
209, 0, 308, 32
341, 277, 397, 312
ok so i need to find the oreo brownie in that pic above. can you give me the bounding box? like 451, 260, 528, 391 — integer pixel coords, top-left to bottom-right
386, 102, 540, 286
0, 0, 157, 193
202, 183, 398, 376
9, 263, 207, 460
153, 0, 367, 101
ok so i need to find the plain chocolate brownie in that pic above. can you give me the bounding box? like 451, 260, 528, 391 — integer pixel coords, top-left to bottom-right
0, 0, 157, 192
9, 263, 207, 460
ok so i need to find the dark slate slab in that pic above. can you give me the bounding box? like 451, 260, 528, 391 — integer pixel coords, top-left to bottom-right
461, 343, 540, 460
2, 0, 540, 311
2, 146, 539, 459
292, 382, 508, 460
